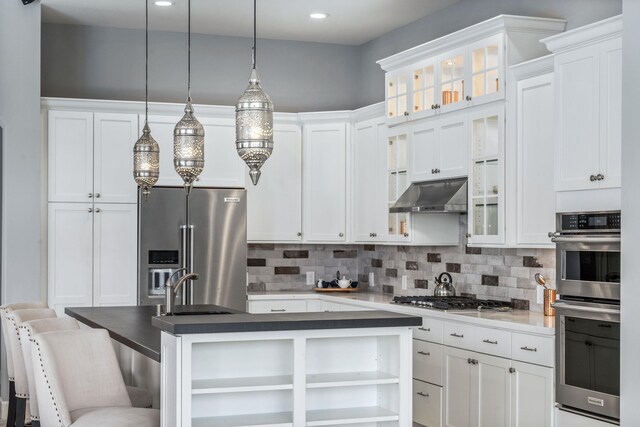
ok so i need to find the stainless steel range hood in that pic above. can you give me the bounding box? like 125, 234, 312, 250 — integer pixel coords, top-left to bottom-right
389, 177, 467, 213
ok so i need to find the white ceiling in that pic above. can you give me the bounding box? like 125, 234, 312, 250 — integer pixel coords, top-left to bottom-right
41, 0, 460, 45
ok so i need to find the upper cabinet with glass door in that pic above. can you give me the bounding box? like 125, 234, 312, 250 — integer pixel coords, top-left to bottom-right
378, 15, 567, 126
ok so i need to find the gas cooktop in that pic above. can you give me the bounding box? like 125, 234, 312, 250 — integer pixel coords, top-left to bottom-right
390, 295, 512, 311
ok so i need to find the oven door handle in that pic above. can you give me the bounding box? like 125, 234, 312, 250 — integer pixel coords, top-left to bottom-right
552, 301, 620, 315
551, 236, 621, 244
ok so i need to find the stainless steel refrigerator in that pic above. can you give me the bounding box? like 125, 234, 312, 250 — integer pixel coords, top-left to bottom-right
138, 186, 247, 312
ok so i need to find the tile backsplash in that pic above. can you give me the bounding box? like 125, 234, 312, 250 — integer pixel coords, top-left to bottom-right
247, 224, 555, 312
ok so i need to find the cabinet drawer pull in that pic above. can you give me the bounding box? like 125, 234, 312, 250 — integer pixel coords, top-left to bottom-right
450, 333, 464, 338
270, 309, 286, 312
417, 392, 430, 398
417, 351, 431, 356
483, 339, 498, 345
520, 346, 537, 352
418, 327, 431, 332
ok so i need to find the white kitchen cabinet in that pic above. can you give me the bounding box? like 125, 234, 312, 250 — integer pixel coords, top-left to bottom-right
411, 113, 468, 182
467, 105, 505, 245
510, 361, 554, 427
414, 379, 443, 427
386, 127, 411, 243
48, 111, 138, 203
144, 115, 245, 188
303, 123, 347, 242
247, 299, 308, 314
543, 17, 622, 192
48, 202, 137, 315
247, 123, 302, 242
443, 346, 511, 427
353, 117, 387, 242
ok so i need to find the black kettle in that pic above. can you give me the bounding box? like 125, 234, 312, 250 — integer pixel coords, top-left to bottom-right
434, 272, 456, 297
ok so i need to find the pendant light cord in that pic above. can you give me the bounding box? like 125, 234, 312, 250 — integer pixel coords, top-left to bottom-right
187, 0, 191, 100
145, 0, 149, 121
252, 0, 256, 69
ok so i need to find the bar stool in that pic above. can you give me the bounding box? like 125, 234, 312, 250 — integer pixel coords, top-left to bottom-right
7, 309, 57, 427
0, 302, 48, 427
31, 329, 160, 427
19, 318, 154, 426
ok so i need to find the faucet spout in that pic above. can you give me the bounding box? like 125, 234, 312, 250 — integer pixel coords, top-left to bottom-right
164, 270, 200, 315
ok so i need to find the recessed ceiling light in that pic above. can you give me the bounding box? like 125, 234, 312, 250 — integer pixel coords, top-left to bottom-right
154, 1, 173, 6
310, 12, 328, 20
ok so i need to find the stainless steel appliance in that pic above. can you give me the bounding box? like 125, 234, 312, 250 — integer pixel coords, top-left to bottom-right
391, 296, 511, 311
551, 211, 621, 422
138, 187, 247, 312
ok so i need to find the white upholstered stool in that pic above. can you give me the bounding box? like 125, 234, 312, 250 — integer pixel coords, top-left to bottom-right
31, 329, 160, 427
0, 301, 48, 427
7, 308, 57, 427
20, 318, 154, 426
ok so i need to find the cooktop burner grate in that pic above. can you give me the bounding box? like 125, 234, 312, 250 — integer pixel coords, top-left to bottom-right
390, 295, 512, 311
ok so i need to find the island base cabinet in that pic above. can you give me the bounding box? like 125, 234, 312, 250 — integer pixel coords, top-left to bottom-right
413, 380, 442, 427
161, 328, 413, 427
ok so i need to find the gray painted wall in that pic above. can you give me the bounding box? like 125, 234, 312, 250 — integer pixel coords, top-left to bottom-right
41, 24, 361, 113
0, 0, 42, 400
358, 0, 623, 106
621, 0, 639, 424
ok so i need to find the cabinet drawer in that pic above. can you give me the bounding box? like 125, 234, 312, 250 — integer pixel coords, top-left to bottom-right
413, 317, 444, 344
413, 379, 442, 427
413, 340, 443, 386
443, 322, 511, 358
511, 333, 554, 367
247, 300, 308, 314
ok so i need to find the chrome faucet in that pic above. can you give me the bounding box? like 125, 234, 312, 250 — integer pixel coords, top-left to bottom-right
164, 268, 199, 315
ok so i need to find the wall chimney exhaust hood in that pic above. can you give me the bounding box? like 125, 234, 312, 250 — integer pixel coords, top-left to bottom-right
389, 177, 467, 213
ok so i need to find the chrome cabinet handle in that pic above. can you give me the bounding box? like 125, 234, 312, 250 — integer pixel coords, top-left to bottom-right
590, 174, 597, 182
548, 231, 560, 238
450, 333, 464, 338
339, 232, 344, 238
95, 208, 101, 213
417, 392, 430, 397
418, 327, 431, 332
597, 174, 605, 181
509, 367, 516, 373
520, 346, 537, 352
483, 339, 498, 345
88, 208, 93, 213
270, 309, 286, 312
88, 193, 93, 198
417, 351, 431, 356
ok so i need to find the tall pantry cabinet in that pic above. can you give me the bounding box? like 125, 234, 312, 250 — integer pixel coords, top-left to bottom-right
47, 111, 138, 314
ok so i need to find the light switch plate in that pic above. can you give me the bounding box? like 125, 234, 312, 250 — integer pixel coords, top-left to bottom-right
306, 271, 315, 286
536, 285, 544, 304
369, 272, 375, 287
402, 275, 408, 290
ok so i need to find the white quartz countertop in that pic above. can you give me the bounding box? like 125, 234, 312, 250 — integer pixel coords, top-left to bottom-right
247, 290, 555, 335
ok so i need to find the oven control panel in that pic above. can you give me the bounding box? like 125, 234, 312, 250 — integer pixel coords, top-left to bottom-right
560, 211, 620, 232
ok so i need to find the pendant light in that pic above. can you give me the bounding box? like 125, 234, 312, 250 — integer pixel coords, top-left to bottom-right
174, 0, 204, 192
133, 0, 160, 200
235, 0, 274, 186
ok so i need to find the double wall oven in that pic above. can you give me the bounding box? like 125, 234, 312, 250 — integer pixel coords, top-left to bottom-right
551, 211, 621, 422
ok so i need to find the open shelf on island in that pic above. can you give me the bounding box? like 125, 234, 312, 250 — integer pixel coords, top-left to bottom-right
192, 412, 293, 427
306, 406, 399, 426
306, 371, 398, 389
192, 375, 294, 394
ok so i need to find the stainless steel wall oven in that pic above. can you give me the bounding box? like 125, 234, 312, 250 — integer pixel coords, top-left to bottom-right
551, 211, 621, 423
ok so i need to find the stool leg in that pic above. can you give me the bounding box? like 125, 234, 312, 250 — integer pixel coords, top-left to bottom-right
14, 398, 26, 427
6, 380, 16, 427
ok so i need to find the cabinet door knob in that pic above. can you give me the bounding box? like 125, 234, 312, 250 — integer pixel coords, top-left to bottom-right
339, 232, 344, 238
590, 174, 597, 182
88, 193, 93, 198
509, 367, 516, 373
403, 232, 409, 238
466, 95, 472, 101
467, 358, 473, 364
95, 208, 101, 213
597, 174, 605, 181
88, 208, 93, 213
431, 169, 435, 174
369, 233, 373, 237
297, 232, 302, 237
403, 111, 409, 116
466, 233, 472, 238
431, 104, 436, 110
95, 193, 101, 198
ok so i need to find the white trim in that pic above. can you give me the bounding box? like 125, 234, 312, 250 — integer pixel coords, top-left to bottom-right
297, 110, 353, 124
377, 15, 566, 71
351, 102, 385, 122
541, 15, 622, 53
511, 55, 554, 80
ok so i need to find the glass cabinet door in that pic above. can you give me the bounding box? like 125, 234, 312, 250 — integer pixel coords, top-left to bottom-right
469, 107, 504, 244
439, 50, 466, 111
387, 132, 410, 241
468, 35, 504, 104
387, 72, 408, 122
412, 60, 437, 117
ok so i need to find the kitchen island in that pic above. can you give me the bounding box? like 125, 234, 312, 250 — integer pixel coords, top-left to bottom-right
67, 305, 421, 427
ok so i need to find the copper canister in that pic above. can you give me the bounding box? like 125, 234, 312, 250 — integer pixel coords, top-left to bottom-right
544, 289, 556, 316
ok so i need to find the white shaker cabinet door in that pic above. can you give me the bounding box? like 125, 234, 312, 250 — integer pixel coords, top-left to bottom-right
437, 113, 468, 179
143, 115, 183, 187
48, 111, 94, 202
475, 352, 511, 427
247, 123, 302, 241
94, 113, 139, 203
48, 203, 94, 315
598, 37, 622, 189
303, 123, 347, 242
443, 346, 473, 427
510, 361, 553, 427
410, 120, 439, 182
92, 203, 138, 307
200, 117, 245, 188
554, 45, 601, 191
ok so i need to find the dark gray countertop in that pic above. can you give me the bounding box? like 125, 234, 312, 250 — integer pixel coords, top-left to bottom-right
67, 305, 421, 362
